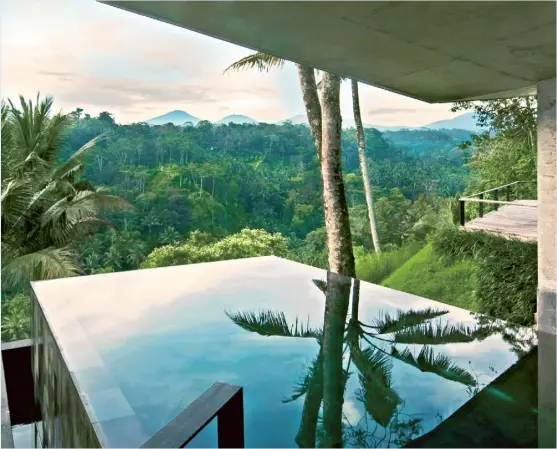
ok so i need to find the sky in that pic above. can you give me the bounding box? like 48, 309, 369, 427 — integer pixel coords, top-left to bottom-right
1, 0, 460, 126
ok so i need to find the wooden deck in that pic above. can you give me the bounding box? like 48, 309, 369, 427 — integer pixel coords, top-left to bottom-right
463, 200, 538, 241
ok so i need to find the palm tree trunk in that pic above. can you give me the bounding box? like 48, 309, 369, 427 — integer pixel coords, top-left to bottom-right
321, 272, 351, 448
295, 348, 324, 448
320, 73, 356, 277
351, 80, 381, 253
296, 65, 322, 159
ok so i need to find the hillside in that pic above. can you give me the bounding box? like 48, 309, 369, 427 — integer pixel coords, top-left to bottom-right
381, 244, 478, 310
382, 128, 472, 155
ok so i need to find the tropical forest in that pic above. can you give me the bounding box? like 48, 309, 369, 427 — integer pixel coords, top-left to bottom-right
1, 76, 537, 342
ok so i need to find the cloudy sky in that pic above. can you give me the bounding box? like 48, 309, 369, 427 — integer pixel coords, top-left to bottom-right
1, 0, 459, 125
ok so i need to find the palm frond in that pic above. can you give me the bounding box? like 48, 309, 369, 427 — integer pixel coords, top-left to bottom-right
372, 308, 449, 334
312, 279, 327, 294
392, 321, 475, 345
355, 373, 401, 427
350, 344, 393, 386
53, 133, 108, 180
72, 179, 96, 192
225, 309, 321, 338
1, 178, 34, 232
283, 353, 323, 403
1, 246, 79, 289
283, 354, 349, 404
9, 95, 69, 166
348, 340, 400, 426
41, 189, 132, 230
390, 346, 476, 386
70, 218, 117, 237
224, 52, 285, 73
372, 307, 449, 335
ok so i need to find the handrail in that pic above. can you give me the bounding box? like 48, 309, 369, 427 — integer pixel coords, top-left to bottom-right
460, 198, 537, 207
459, 181, 536, 226
140, 382, 244, 448
461, 181, 534, 200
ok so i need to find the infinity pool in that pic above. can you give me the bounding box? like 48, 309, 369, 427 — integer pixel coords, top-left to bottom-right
31, 256, 538, 447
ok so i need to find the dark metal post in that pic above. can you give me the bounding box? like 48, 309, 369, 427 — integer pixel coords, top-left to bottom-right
1, 340, 40, 426
459, 200, 465, 226
140, 383, 244, 449
218, 387, 244, 448
479, 194, 484, 217
494, 189, 499, 211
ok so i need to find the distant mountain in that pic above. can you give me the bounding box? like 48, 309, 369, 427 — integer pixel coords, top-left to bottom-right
217, 114, 257, 125
278, 114, 308, 125
144, 110, 484, 132
144, 110, 200, 126
422, 112, 485, 132
278, 114, 410, 131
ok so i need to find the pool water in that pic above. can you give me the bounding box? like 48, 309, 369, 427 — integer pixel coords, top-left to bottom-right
31, 256, 538, 448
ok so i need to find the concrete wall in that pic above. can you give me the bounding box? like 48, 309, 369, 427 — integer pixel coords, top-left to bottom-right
537, 77, 556, 335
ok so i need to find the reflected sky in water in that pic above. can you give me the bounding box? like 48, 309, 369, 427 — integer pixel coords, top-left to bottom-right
32, 256, 537, 448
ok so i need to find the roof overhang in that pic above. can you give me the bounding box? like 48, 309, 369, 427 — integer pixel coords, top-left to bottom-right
101, 1, 555, 103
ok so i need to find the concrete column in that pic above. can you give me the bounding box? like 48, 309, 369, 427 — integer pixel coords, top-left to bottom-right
537, 77, 556, 334
536, 77, 556, 449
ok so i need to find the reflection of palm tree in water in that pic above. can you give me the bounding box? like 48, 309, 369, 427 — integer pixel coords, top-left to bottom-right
225, 274, 530, 447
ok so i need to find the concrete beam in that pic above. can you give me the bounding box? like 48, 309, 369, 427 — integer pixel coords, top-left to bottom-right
102, 1, 555, 103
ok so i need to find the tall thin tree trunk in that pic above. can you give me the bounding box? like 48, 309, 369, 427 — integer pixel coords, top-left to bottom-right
295, 348, 324, 448
352, 80, 381, 253
320, 73, 356, 277
296, 65, 322, 159
321, 272, 351, 448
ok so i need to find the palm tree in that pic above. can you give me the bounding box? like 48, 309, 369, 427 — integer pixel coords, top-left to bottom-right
225, 54, 355, 277
225, 277, 485, 447
351, 80, 381, 252
1, 95, 131, 290
227, 53, 382, 257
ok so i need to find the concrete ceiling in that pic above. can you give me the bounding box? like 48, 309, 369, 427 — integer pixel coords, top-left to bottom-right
102, 1, 556, 103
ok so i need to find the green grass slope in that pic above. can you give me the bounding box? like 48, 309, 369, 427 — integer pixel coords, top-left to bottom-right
355, 242, 423, 285
381, 243, 478, 311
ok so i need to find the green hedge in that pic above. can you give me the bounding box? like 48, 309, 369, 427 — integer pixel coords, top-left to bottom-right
432, 226, 537, 325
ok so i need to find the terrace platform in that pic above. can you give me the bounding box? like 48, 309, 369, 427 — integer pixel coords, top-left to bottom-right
463, 200, 538, 242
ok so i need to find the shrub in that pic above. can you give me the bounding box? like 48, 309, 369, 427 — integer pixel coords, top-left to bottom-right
141, 228, 288, 269
432, 226, 537, 325
1, 293, 32, 342
288, 227, 328, 269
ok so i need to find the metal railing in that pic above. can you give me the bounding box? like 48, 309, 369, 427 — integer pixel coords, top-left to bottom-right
459, 181, 536, 226
140, 382, 244, 448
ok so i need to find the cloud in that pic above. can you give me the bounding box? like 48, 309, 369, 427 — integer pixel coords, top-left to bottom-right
1, 0, 459, 125
25, 70, 281, 122
368, 107, 415, 115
